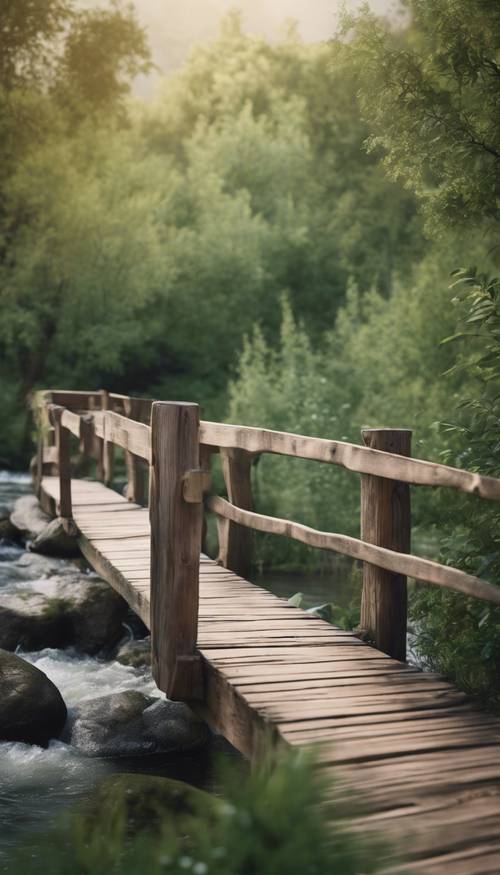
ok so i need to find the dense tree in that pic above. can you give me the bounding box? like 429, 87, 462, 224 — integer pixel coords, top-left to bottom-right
341, 0, 500, 233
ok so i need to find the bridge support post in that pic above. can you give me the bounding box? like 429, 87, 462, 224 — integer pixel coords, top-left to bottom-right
360, 428, 412, 662
100, 389, 114, 486
49, 405, 73, 524
124, 397, 146, 505
218, 448, 254, 578
149, 401, 204, 701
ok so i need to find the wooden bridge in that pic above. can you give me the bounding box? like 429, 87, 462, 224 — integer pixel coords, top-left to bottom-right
33, 389, 500, 873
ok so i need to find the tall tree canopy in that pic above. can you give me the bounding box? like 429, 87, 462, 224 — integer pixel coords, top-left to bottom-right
341, 0, 500, 233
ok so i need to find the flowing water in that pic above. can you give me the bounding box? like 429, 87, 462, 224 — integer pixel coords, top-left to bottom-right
0, 473, 240, 865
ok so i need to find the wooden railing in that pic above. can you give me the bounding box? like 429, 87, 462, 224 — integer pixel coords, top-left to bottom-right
34, 389, 500, 701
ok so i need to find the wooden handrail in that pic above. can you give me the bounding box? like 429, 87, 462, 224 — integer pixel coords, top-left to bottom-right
92, 410, 151, 462
207, 495, 500, 606
199, 421, 500, 500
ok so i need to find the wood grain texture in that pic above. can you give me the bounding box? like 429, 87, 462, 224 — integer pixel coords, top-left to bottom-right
149, 402, 203, 700
360, 428, 411, 660
218, 447, 254, 577
199, 420, 500, 499
93, 409, 151, 463
123, 397, 147, 504
206, 495, 500, 605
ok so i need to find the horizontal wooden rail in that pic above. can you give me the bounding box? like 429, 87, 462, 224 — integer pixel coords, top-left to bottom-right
199, 422, 500, 500
60, 409, 82, 439
206, 496, 500, 606
92, 411, 151, 462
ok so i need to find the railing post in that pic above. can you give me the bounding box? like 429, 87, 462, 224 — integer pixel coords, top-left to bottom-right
49, 406, 72, 524
360, 428, 412, 661
124, 397, 146, 505
217, 448, 254, 578
149, 401, 204, 701
100, 389, 114, 486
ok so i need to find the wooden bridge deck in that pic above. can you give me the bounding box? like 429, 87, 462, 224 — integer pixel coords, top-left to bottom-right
40, 476, 500, 873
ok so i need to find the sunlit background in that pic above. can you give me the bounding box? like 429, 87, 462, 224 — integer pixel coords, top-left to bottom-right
82, 0, 401, 94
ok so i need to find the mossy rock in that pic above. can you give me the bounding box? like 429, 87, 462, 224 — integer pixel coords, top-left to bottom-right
85, 773, 220, 836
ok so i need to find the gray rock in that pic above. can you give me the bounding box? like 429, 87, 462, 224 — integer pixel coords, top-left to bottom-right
0, 576, 128, 654
30, 518, 80, 558
0, 648, 67, 745
10, 495, 50, 541
115, 636, 151, 668
63, 690, 209, 757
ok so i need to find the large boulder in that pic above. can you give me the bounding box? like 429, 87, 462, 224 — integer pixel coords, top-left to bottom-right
0, 575, 128, 654
10, 495, 50, 541
63, 690, 209, 757
0, 648, 67, 745
115, 635, 151, 668
30, 518, 80, 558
84, 773, 219, 837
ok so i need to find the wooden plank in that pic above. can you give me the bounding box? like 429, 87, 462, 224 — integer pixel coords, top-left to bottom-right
207, 496, 500, 605
200, 420, 500, 500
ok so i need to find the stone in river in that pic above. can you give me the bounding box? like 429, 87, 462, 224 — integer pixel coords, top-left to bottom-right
115, 635, 151, 668
30, 518, 80, 558
10, 495, 50, 541
0, 575, 128, 654
63, 690, 209, 757
0, 648, 67, 746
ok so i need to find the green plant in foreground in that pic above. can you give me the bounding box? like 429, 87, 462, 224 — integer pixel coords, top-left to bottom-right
9, 751, 394, 875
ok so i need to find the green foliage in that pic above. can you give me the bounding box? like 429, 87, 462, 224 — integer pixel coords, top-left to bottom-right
0, 13, 423, 465
288, 592, 361, 631
9, 752, 391, 875
228, 252, 463, 567
411, 269, 500, 708
341, 0, 500, 233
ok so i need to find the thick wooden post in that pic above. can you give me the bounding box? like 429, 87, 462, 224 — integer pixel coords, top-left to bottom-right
217, 448, 254, 578
124, 397, 146, 505
50, 406, 72, 522
360, 428, 411, 662
149, 401, 204, 701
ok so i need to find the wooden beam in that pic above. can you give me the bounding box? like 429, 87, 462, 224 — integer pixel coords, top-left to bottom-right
100, 390, 114, 486
123, 397, 147, 504
360, 428, 411, 661
93, 410, 151, 463
218, 447, 254, 577
149, 401, 204, 700
206, 496, 500, 606
199, 421, 500, 501
60, 408, 81, 439
48, 405, 72, 522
